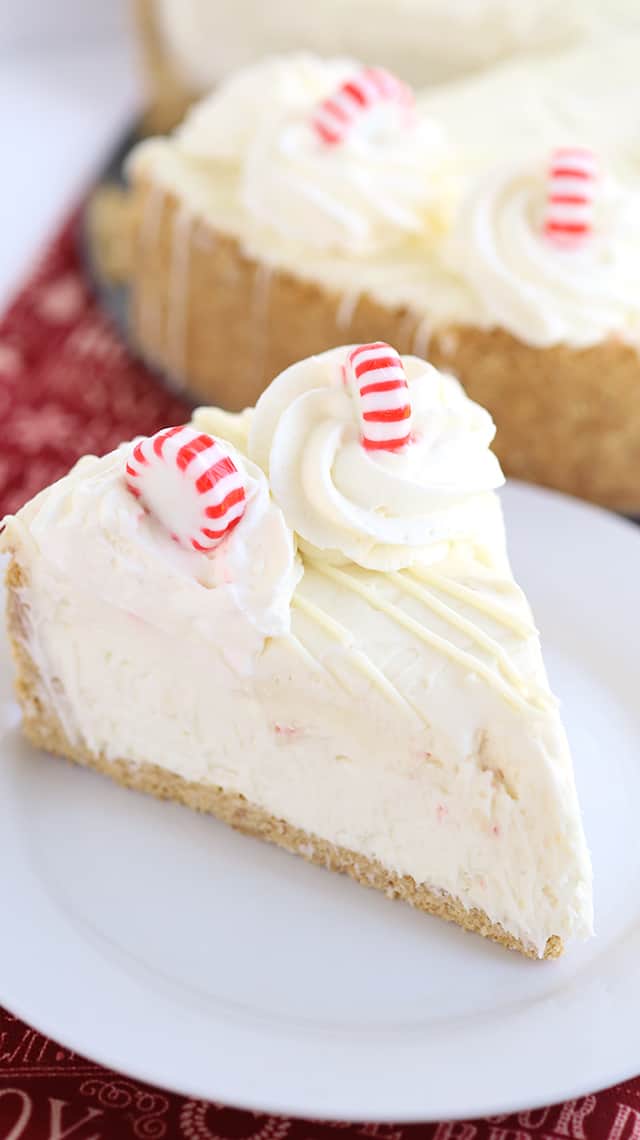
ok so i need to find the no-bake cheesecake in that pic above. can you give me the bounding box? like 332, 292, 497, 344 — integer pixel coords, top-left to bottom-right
1, 346, 593, 958
126, 48, 640, 511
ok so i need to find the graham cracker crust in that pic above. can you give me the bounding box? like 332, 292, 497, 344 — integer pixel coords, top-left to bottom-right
86, 186, 139, 286
122, 179, 640, 513
5, 558, 562, 960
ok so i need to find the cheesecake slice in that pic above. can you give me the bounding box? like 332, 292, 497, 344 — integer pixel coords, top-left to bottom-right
1, 346, 593, 958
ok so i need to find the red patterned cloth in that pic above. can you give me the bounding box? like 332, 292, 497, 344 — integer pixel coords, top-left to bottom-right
0, 214, 638, 1140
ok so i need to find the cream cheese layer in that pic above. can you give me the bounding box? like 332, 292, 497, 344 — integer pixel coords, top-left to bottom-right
1, 350, 593, 955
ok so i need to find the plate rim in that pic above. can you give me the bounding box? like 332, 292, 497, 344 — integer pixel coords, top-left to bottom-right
1, 479, 640, 1122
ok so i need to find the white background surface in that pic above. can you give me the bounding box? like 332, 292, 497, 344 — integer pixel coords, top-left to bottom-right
1, 483, 640, 1120
0, 0, 137, 309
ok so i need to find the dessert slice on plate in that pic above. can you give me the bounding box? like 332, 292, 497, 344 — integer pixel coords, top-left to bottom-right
1, 346, 593, 958
125, 48, 640, 511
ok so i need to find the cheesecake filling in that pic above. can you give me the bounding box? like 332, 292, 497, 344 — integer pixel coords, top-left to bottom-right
1, 351, 593, 956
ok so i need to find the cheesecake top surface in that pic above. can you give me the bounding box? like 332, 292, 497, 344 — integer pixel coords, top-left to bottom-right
154, 0, 590, 90
130, 48, 640, 350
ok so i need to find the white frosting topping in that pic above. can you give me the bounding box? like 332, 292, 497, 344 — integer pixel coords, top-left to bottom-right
0, 352, 593, 955
178, 55, 451, 256
248, 347, 504, 570
7, 443, 301, 670
445, 159, 640, 348
131, 41, 640, 348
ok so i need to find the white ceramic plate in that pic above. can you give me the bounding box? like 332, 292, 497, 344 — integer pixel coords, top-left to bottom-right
1, 482, 639, 1122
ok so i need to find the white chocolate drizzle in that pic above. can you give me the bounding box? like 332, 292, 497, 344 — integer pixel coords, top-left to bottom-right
391, 571, 546, 703
310, 561, 551, 714
407, 567, 535, 637
336, 291, 361, 333
292, 590, 426, 722
137, 185, 166, 355
250, 262, 273, 389
283, 632, 330, 677
411, 314, 432, 360
167, 206, 192, 385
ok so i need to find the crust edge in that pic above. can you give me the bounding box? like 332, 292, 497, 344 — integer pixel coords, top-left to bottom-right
4, 556, 563, 961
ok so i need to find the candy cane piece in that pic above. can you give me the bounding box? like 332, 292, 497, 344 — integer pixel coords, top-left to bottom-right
124, 425, 246, 552
346, 342, 412, 451
312, 67, 414, 146
544, 147, 598, 246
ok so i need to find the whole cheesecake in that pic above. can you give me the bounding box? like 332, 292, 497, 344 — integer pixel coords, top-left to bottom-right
1, 346, 593, 958
124, 47, 640, 512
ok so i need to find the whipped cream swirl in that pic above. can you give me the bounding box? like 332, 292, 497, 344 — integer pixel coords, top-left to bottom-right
446, 159, 640, 347
249, 347, 504, 571
178, 54, 452, 255
9, 442, 301, 659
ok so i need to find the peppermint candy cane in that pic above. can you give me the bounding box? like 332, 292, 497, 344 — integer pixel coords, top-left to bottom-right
544, 147, 598, 247
312, 67, 414, 146
125, 425, 246, 552
346, 342, 412, 451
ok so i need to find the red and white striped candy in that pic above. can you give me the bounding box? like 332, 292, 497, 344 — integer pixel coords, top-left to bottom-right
124, 425, 246, 553
346, 342, 412, 452
312, 66, 414, 146
544, 147, 598, 247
